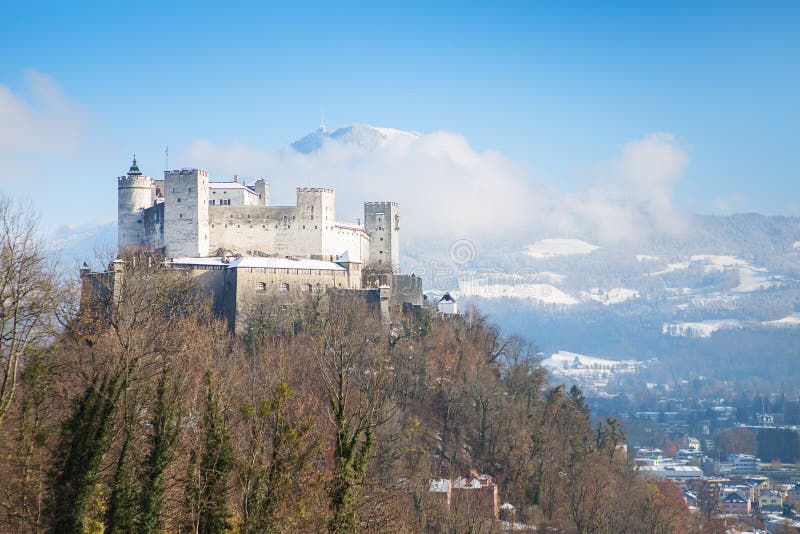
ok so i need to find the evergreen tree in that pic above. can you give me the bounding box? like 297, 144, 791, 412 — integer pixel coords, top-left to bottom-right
187, 373, 233, 534
137, 365, 181, 532
47, 371, 124, 532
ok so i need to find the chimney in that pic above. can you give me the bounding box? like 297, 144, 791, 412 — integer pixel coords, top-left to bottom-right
233, 175, 238, 183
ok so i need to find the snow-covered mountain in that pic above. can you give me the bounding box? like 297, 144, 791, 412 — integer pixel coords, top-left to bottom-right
290, 124, 419, 154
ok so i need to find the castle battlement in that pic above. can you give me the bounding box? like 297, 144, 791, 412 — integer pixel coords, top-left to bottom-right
365, 201, 398, 207
163, 168, 209, 179
296, 187, 335, 193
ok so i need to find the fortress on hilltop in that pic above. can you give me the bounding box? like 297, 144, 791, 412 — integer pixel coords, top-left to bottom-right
117, 157, 399, 271
82, 157, 422, 333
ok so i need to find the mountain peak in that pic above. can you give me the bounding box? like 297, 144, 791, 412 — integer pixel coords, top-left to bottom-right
290, 124, 419, 154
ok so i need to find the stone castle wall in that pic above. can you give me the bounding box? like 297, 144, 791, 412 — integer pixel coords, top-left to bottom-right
118, 163, 398, 270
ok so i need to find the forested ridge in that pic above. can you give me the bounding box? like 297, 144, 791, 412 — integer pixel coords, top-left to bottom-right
0, 197, 696, 533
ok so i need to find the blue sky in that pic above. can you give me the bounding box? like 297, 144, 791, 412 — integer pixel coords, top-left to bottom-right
1, 0, 798, 230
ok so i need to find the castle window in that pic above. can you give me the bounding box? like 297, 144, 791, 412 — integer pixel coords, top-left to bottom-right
237, 225, 240, 228
177, 198, 181, 203
188, 188, 192, 193
303, 283, 312, 292
279, 283, 289, 292
314, 225, 318, 229
209, 200, 215, 205
380, 237, 383, 241
257, 282, 267, 291
302, 225, 305, 229
179, 214, 182, 218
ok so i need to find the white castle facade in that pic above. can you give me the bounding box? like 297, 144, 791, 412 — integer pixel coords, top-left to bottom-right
105, 157, 420, 333
118, 157, 400, 271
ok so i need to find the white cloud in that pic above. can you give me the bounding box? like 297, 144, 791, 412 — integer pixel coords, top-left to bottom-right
0, 70, 90, 183
183, 128, 693, 244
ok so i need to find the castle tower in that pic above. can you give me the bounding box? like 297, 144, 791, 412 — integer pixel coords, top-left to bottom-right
297, 187, 335, 255
364, 202, 400, 272
254, 178, 270, 206
163, 168, 210, 258
117, 156, 153, 252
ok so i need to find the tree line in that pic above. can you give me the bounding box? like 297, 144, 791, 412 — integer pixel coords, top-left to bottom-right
0, 196, 699, 533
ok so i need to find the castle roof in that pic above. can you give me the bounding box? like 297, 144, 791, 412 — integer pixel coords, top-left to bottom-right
168, 256, 346, 271
127, 155, 142, 176
439, 292, 456, 303
209, 181, 254, 190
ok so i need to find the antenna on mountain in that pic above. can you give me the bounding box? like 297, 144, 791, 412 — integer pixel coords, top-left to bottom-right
319, 105, 326, 132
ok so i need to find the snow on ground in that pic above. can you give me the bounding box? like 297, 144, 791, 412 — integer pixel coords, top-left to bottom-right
763, 313, 800, 327
647, 254, 782, 292
524, 238, 599, 259
581, 287, 640, 305
648, 262, 690, 276
794, 241, 800, 249
662, 319, 743, 338
542, 350, 641, 372
636, 255, 660, 262
733, 267, 782, 292
542, 351, 644, 394
690, 255, 750, 273
456, 278, 578, 305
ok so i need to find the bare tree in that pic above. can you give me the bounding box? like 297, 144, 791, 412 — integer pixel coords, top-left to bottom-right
311, 294, 396, 533
0, 196, 58, 429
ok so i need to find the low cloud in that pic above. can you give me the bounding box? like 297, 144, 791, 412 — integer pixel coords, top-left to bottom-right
184, 128, 692, 245
0, 70, 90, 183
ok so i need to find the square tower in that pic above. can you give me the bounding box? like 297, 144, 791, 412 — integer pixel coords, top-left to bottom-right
163, 169, 210, 257
364, 202, 399, 272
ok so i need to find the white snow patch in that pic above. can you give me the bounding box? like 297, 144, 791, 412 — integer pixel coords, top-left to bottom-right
581, 287, 640, 305
648, 262, 690, 276
524, 238, 599, 259
662, 319, 742, 338
457, 277, 578, 305
793, 241, 800, 250
542, 350, 641, 372
636, 255, 659, 262
690, 255, 750, 273
763, 313, 800, 327
733, 267, 782, 293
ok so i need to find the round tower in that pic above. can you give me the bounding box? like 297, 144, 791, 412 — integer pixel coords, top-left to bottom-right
117, 156, 153, 252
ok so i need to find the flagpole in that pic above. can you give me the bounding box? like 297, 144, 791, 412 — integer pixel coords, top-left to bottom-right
165, 146, 168, 172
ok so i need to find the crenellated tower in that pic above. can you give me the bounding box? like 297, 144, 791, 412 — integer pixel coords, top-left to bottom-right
163, 168, 210, 258
117, 156, 153, 251
364, 201, 400, 272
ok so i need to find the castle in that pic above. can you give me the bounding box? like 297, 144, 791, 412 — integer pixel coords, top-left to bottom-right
117, 157, 399, 270
85, 158, 422, 333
